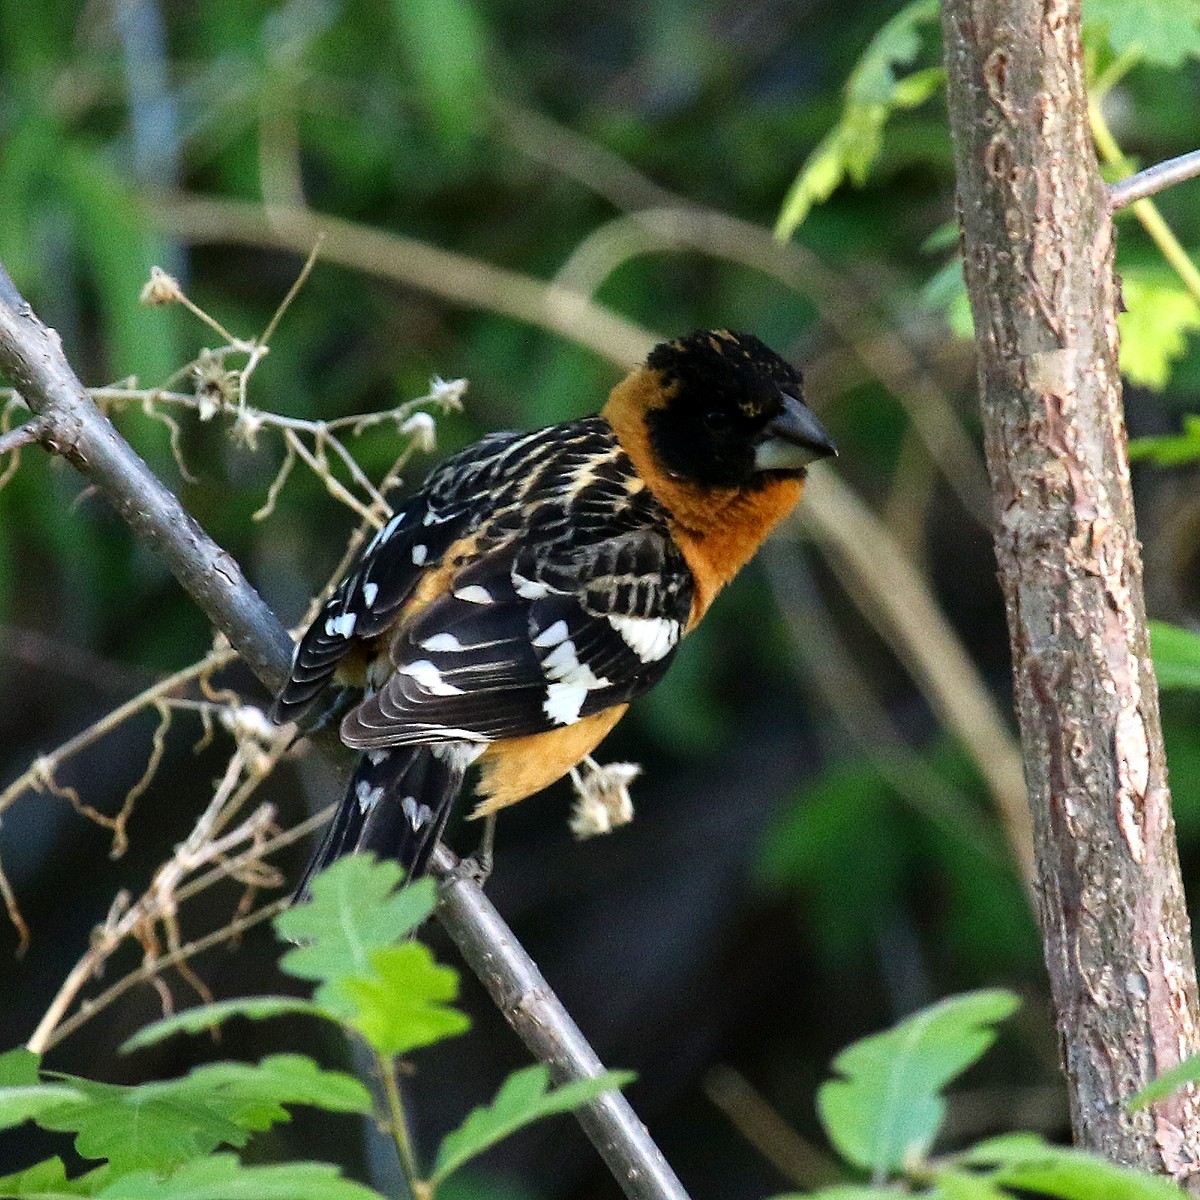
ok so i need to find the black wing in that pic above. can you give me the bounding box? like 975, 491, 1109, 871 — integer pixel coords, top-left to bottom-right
269, 429, 531, 726
340, 525, 694, 748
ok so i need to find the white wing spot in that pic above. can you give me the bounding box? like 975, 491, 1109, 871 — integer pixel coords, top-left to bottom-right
513, 570, 550, 599
399, 659, 464, 696
402, 796, 434, 830
532, 620, 570, 648
362, 582, 379, 607
454, 584, 493, 605
411, 544, 428, 566
355, 780, 384, 812
367, 749, 389, 765
538, 635, 609, 725
606, 614, 680, 663
324, 612, 357, 638
366, 510, 405, 554
423, 509, 440, 526
421, 632, 465, 652
544, 682, 588, 725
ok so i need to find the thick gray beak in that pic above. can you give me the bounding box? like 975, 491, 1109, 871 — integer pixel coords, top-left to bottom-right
753, 393, 837, 472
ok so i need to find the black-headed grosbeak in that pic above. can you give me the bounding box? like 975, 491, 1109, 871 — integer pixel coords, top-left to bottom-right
272, 330, 835, 892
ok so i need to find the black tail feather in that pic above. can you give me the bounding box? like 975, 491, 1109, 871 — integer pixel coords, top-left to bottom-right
293, 745, 465, 902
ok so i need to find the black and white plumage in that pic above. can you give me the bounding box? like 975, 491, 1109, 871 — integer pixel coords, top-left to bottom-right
273, 330, 835, 892
274, 418, 694, 885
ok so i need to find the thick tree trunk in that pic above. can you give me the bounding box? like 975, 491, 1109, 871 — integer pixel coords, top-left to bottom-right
940, 0, 1200, 1179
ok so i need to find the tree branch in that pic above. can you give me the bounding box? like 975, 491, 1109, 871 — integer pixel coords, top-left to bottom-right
1109, 148, 1200, 210
0, 262, 692, 1200
940, 0, 1200, 1179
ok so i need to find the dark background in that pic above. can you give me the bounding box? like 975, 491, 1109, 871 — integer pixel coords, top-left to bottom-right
2, 1, 1199, 1196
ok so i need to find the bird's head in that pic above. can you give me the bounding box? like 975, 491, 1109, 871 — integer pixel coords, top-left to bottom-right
641, 330, 836, 489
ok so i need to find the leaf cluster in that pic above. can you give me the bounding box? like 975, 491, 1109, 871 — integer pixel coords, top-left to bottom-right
1, 857, 631, 1199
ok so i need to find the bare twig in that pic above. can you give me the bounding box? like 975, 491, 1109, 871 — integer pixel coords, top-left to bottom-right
1109, 148, 1200, 211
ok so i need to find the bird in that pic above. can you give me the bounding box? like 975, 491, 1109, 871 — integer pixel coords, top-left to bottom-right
270, 330, 836, 895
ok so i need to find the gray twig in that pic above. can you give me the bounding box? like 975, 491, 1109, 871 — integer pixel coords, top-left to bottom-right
1109, 148, 1200, 210
0, 259, 691, 1200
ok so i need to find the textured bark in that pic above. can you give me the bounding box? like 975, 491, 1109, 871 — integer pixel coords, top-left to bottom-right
940, 0, 1200, 1178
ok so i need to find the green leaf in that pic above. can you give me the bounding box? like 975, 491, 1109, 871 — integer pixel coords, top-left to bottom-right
180, 1055, 374, 1125
921, 257, 975, 339
1130, 1048, 1200, 1108
36, 1055, 370, 1174
817, 990, 1020, 1176
431, 1064, 635, 1185
1083, 0, 1200, 67
121, 997, 329, 1053
0, 1156, 95, 1198
1117, 272, 1200, 390
36, 1078, 247, 1174
775, 0, 942, 238
1150, 621, 1200, 691
338, 943, 470, 1056
930, 1171, 1009, 1200
1129, 416, 1200, 467
962, 1134, 1185, 1196
0, 1048, 42, 1086
0, 1084, 90, 1131
275, 855, 436, 1012
95, 1154, 386, 1200
982, 1145, 1185, 1198
771, 1191, 899, 1199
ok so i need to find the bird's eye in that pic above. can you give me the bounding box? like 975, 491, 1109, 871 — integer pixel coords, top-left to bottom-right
703, 409, 731, 431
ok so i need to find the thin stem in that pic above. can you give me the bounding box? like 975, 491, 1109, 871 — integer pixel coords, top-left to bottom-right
1090, 102, 1200, 304
376, 1050, 432, 1200
1110, 148, 1200, 211
41, 898, 288, 1052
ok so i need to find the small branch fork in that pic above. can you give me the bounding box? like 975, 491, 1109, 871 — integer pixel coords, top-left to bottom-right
1109, 148, 1200, 211
0, 261, 692, 1200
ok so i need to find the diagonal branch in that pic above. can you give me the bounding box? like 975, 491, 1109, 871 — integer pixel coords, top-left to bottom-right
0, 260, 691, 1200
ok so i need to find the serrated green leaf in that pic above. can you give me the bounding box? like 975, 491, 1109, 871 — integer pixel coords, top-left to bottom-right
1130, 1048, 1200, 1108
776, 0, 942, 238
95, 1153, 386, 1200
431, 1065, 635, 1185
121, 996, 329, 1053
1083, 0, 1200, 67
1117, 273, 1200, 390
817, 990, 1020, 1176
0, 1084, 89, 1131
36, 1055, 369, 1174
1150, 621, 1200, 691
180, 1055, 374, 1124
337, 943, 469, 1056
275, 855, 436, 1011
